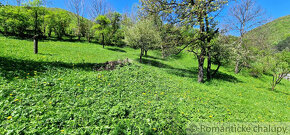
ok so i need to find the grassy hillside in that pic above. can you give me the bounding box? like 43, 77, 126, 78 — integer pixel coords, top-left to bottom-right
246, 15, 290, 45
0, 36, 289, 134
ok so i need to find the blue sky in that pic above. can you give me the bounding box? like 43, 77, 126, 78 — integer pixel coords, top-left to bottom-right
5, 0, 289, 19
45, 0, 289, 20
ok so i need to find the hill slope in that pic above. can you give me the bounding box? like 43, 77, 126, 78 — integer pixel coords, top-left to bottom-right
246, 15, 290, 45
0, 36, 289, 134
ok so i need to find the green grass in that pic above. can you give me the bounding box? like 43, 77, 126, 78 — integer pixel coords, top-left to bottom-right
0, 36, 289, 134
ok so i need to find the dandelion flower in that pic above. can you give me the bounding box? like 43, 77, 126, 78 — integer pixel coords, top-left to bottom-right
209, 115, 213, 118
7, 116, 12, 120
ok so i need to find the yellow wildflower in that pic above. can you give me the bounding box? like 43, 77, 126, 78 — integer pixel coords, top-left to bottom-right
77, 84, 81, 86
209, 115, 213, 118
60, 130, 64, 132
10, 94, 13, 96
49, 102, 52, 104
152, 128, 157, 131
14, 99, 19, 102
142, 93, 146, 95
7, 116, 12, 120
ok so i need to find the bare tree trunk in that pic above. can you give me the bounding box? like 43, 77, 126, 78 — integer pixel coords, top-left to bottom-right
34, 36, 38, 54
145, 50, 148, 56
235, 60, 240, 74
198, 54, 205, 83
48, 28, 52, 37
207, 51, 211, 80
140, 48, 144, 63
212, 61, 221, 77
102, 33, 105, 48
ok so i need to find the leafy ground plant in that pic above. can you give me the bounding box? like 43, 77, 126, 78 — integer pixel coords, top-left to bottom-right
0, 36, 289, 134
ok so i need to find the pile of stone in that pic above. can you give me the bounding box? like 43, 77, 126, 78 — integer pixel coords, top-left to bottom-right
94, 58, 132, 71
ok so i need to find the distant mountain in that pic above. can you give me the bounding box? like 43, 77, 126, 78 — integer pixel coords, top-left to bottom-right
246, 15, 290, 47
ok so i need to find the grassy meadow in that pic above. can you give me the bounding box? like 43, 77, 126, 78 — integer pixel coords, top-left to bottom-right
0, 36, 289, 134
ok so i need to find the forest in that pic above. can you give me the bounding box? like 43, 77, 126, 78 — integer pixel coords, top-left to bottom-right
0, 0, 289, 134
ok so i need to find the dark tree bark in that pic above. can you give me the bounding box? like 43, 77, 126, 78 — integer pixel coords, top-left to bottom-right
212, 61, 221, 77
33, 35, 38, 54
197, 14, 206, 83
198, 52, 205, 83
145, 50, 148, 56
102, 33, 105, 48
207, 50, 212, 80
140, 48, 144, 63
48, 28, 52, 37
235, 61, 240, 74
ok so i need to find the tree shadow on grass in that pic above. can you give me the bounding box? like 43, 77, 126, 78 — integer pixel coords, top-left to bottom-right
144, 55, 164, 60
0, 57, 95, 81
272, 89, 289, 95
265, 88, 289, 96
207, 72, 242, 83
137, 58, 240, 82
106, 48, 127, 53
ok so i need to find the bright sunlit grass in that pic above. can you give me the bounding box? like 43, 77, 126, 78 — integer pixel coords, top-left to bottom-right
0, 36, 289, 134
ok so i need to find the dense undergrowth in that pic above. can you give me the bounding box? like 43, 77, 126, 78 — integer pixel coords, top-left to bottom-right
0, 36, 289, 134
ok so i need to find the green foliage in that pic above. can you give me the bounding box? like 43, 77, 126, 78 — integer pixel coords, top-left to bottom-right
0, 6, 31, 36
108, 12, 125, 46
94, 15, 111, 45
270, 51, 290, 90
0, 36, 289, 134
211, 35, 234, 66
276, 37, 290, 51
124, 18, 161, 62
246, 15, 290, 46
160, 24, 183, 58
124, 18, 161, 49
45, 10, 71, 39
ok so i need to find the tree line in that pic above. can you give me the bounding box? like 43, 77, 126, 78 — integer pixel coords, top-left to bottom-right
0, 0, 125, 47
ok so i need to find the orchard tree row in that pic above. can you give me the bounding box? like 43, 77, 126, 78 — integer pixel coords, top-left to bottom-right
0, 0, 288, 89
